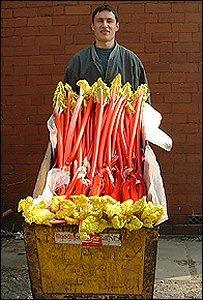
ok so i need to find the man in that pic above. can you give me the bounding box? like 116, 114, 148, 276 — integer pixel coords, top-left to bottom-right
64, 4, 150, 100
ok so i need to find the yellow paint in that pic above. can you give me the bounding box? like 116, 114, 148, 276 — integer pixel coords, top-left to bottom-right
34, 225, 146, 295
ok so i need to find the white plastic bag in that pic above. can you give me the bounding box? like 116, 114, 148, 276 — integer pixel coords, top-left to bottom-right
142, 103, 173, 151
40, 168, 70, 204
47, 114, 57, 155
143, 144, 169, 225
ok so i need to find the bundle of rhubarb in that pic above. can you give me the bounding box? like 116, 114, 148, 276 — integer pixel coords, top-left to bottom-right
18, 74, 166, 240
53, 74, 148, 200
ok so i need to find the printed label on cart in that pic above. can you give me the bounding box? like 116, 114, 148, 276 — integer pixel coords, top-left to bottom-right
55, 232, 121, 247
101, 233, 121, 246
55, 232, 81, 244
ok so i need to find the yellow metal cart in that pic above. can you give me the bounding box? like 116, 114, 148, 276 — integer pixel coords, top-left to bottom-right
23, 143, 159, 299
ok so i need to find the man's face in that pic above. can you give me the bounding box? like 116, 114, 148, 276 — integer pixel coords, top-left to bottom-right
91, 10, 119, 43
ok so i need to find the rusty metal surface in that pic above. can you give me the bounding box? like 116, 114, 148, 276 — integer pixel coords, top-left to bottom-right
23, 223, 158, 299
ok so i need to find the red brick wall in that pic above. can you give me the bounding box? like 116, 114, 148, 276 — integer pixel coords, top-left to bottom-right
1, 1, 202, 233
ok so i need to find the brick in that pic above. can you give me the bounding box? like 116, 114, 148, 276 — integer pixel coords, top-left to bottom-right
26, 134, 49, 145
146, 62, 170, 73
150, 83, 171, 93
14, 27, 40, 36
74, 34, 94, 45
121, 43, 144, 53
1, 47, 14, 56
146, 23, 171, 33
22, 36, 35, 46
13, 65, 35, 75
15, 46, 40, 56
187, 113, 201, 123
145, 42, 172, 53
160, 53, 187, 63
164, 113, 187, 124
13, 164, 39, 174
172, 183, 200, 194
179, 33, 193, 42
172, 83, 199, 93
152, 32, 179, 42
120, 23, 145, 33
28, 55, 54, 65
53, 6, 64, 15
2, 75, 26, 86
138, 32, 152, 43
3, 153, 43, 165
171, 62, 199, 72
139, 53, 160, 63
53, 15, 79, 26
186, 133, 202, 145
37, 105, 53, 115
165, 93, 191, 103
35, 84, 56, 96
66, 24, 92, 34
160, 72, 186, 83
39, 25, 65, 35
1, 86, 14, 96
158, 12, 184, 23
2, 17, 27, 28
27, 75, 53, 85
2, 1, 26, 8
186, 154, 201, 162
1, 8, 13, 18
36, 35, 60, 46
185, 13, 202, 23
1, 65, 14, 75
172, 2, 200, 13
51, 74, 64, 84
118, 3, 144, 14
13, 85, 37, 96
2, 36, 22, 47
2, 134, 26, 144
65, 5, 91, 15
40, 45, 65, 55
39, 64, 65, 74
171, 215, 187, 224
2, 29, 16, 40
60, 35, 74, 46
192, 32, 202, 42
118, 31, 140, 42
37, 6, 53, 17
173, 42, 200, 53
145, 2, 171, 12
186, 72, 202, 83
119, 14, 131, 24
173, 133, 187, 144
147, 73, 159, 83
131, 13, 158, 23
54, 54, 70, 65
27, 1, 53, 7
28, 16, 52, 26
13, 7, 38, 17
173, 102, 198, 113
2, 56, 28, 66
171, 122, 199, 134
172, 23, 199, 33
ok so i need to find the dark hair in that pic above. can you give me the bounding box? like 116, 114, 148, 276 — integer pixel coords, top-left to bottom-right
92, 4, 119, 23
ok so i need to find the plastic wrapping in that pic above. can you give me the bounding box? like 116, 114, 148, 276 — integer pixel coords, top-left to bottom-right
142, 102, 173, 151
143, 144, 169, 225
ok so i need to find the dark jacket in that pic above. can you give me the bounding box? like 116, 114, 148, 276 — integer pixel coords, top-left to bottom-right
64, 42, 150, 101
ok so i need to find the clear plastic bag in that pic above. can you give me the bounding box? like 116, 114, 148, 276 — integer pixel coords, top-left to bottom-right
47, 114, 57, 155
143, 144, 169, 225
142, 102, 173, 151
40, 168, 70, 204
